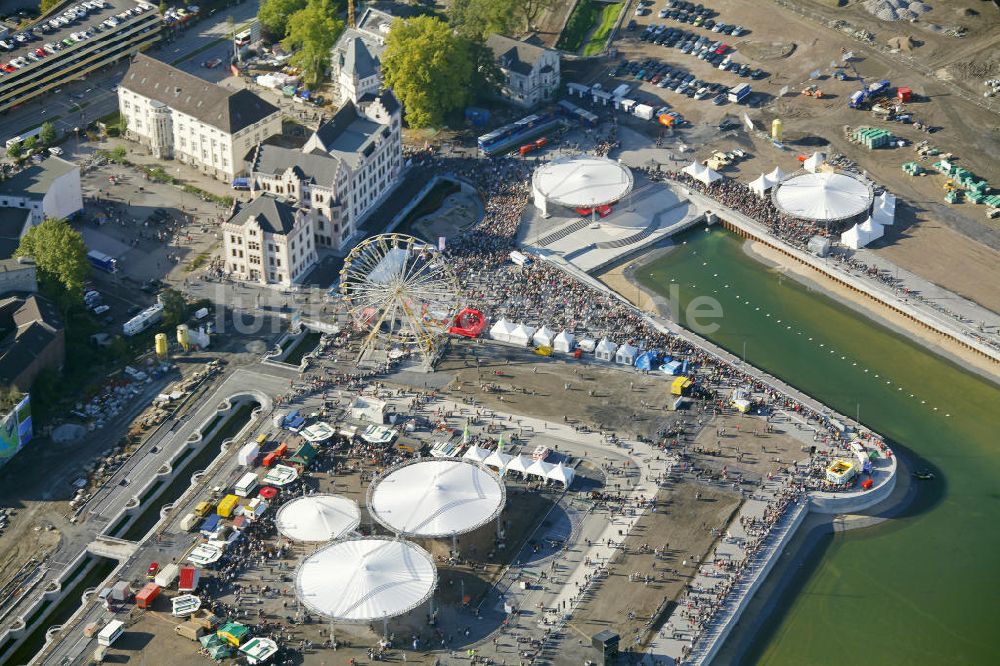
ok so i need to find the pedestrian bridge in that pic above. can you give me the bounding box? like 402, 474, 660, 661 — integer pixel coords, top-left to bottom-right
86, 535, 140, 561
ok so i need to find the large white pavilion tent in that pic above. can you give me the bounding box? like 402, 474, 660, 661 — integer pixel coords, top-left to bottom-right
508, 323, 536, 347
595, 338, 618, 361
546, 462, 575, 488
489, 319, 515, 342
275, 495, 361, 543
295, 537, 437, 623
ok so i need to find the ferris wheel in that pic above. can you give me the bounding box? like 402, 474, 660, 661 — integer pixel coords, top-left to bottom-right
339, 233, 460, 365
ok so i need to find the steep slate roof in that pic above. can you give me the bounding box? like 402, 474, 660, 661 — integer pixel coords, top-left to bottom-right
122, 54, 279, 134
0, 209, 30, 260
341, 37, 378, 79
252, 145, 342, 186
485, 34, 553, 76
0, 293, 62, 386
227, 194, 298, 235
307, 90, 398, 169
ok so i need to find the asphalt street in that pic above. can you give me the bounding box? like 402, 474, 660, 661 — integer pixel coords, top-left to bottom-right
0, 3, 260, 148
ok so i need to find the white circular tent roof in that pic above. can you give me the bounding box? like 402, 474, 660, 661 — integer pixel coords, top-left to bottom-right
532, 156, 634, 208
772, 171, 873, 223
275, 494, 361, 543
295, 537, 436, 623
367, 458, 506, 538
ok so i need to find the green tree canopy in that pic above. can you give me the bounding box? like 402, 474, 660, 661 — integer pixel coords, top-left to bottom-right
6, 141, 22, 161
258, 0, 307, 38
448, 0, 518, 41
381, 17, 475, 129
23, 135, 38, 151
40, 0, 60, 14
39, 122, 56, 146
282, 0, 343, 88
15, 218, 90, 305
159, 288, 189, 328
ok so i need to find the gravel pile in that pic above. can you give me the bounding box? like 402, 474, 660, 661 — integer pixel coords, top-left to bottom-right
863, 0, 932, 21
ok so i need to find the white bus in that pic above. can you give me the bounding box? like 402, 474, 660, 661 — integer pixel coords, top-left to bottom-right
234, 472, 258, 498
97, 620, 124, 647
509, 250, 532, 267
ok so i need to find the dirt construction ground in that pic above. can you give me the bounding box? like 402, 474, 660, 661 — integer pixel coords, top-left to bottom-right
570, 481, 740, 651
574, 0, 1000, 314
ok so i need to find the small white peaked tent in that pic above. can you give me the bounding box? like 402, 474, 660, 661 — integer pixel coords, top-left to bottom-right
484, 449, 512, 473
766, 166, 787, 183
490, 319, 515, 342
803, 152, 826, 173
701, 166, 722, 185
616, 343, 638, 366
859, 217, 885, 243
682, 161, 704, 180
532, 325, 556, 348
595, 338, 618, 361
506, 454, 532, 476
578, 337, 596, 353
508, 323, 536, 347
748, 173, 775, 197
840, 224, 865, 249
553, 330, 576, 353
546, 462, 575, 488
873, 192, 896, 225
462, 444, 490, 463
526, 459, 554, 480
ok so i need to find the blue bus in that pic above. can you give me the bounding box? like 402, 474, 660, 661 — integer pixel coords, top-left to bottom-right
477, 110, 565, 156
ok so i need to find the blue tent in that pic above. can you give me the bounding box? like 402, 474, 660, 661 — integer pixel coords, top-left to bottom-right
634, 351, 660, 371
660, 360, 683, 375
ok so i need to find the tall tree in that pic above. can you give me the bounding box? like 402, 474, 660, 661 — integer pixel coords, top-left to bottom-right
39, 122, 56, 146
516, 0, 553, 32
159, 289, 189, 328
381, 17, 475, 129
5, 141, 22, 161
448, 0, 518, 41
257, 0, 307, 39
15, 218, 90, 306
282, 0, 343, 88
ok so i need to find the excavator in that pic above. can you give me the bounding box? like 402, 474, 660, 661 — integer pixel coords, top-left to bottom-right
801, 84, 824, 98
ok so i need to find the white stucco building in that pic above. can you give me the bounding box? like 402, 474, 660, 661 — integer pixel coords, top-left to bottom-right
0, 157, 83, 249
247, 89, 403, 251
329, 6, 395, 106
221, 194, 319, 286
118, 54, 282, 181
485, 34, 561, 108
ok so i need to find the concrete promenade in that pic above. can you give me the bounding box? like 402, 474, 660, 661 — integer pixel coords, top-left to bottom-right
679, 187, 1000, 368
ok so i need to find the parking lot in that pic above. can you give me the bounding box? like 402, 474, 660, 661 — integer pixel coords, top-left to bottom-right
580, 0, 780, 126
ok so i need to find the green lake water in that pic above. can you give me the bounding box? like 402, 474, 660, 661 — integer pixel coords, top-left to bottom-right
637, 229, 1000, 665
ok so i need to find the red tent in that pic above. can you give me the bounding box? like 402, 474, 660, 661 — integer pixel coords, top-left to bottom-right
178, 567, 201, 593
258, 486, 278, 500
448, 308, 487, 338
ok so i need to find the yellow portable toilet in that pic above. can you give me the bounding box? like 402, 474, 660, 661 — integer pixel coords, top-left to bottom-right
771, 118, 783, 142
176, 324, 190, 352
154, 333, 168, 359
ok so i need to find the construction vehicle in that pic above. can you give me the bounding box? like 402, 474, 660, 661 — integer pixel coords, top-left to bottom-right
943, 179, 957, 192
801, 85, 825, 98
847, 59, 891, 109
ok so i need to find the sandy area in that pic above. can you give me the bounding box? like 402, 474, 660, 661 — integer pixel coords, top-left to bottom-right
692, 412, 812, 480
744, 241, 1000, 383
569, 481, 741, 650
437, 341, 682, 440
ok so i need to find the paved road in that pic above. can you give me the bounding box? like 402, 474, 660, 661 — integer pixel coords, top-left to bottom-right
0, 3, 260, 148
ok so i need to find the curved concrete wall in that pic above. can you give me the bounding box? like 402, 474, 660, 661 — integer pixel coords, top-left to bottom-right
2, 392, 269, 666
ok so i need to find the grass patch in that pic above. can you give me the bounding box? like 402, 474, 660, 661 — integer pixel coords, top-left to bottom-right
184, 250, 212, 273
558, 0, 622, 53
282, 331, 322, 367
98, 110, 121, 125
583, 2, 623, 56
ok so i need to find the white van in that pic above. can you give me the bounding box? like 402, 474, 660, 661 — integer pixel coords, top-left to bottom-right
509, 251, 532, 267
234, 472, 258, 498
97, 620, 124, 647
